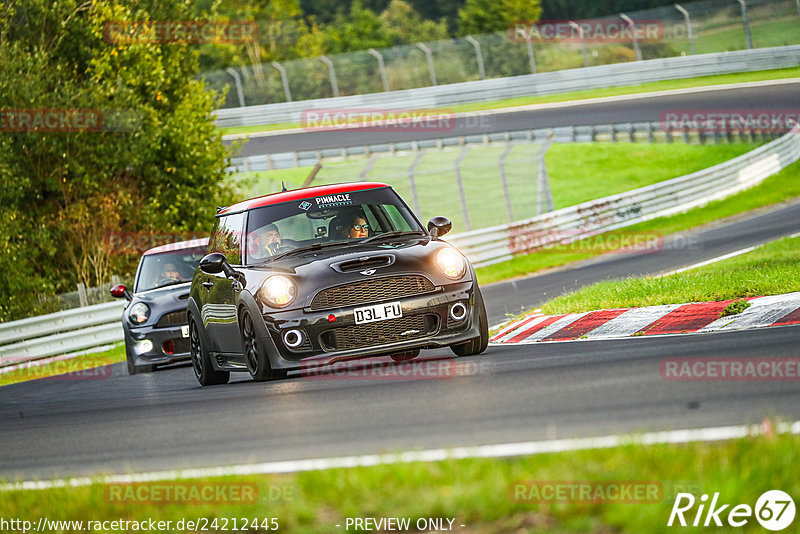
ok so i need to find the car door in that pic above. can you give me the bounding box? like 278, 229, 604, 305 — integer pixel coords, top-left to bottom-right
202, 212, 245, 355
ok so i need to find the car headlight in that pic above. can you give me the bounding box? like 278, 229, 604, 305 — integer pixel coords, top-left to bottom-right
128, 302, 150, 325
260, 275, 297, 308
435, 247, 466, 279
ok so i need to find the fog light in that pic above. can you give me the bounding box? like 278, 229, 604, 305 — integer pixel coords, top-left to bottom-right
283, 329, 304, 348
449, 302, 468, 322
136, 339, 154, 353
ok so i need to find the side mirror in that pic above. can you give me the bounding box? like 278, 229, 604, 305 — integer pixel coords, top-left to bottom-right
110, 284, 133, 301
200, 252, 226, 274
427, 216, 452, 238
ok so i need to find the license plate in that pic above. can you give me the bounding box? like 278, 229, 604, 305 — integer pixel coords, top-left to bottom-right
354, 301, 402, 325
181, 325, 190, 338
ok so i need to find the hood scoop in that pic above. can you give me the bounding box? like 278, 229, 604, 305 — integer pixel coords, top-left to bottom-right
330, 254, 395, 273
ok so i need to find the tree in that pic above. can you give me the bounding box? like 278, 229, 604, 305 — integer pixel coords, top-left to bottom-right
380, 0, 449, 45
323, 1, 393, 54
0, 0, 237, 320
457, 0, 542, 36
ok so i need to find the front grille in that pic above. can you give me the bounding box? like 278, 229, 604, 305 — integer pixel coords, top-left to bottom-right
155, 310, 187, 328
310, 276, 435, 310
321, 314, 437, 351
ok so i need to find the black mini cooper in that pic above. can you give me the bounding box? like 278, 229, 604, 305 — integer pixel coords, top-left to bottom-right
111, 238, 208, 374
187, 182, 488, 386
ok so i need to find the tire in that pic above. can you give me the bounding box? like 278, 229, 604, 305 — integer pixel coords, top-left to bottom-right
390, 349, 420, 362
241, 309, 281, 382
189, 316, 229, 386
126, 351, 154, 375
450, 287, 489, 357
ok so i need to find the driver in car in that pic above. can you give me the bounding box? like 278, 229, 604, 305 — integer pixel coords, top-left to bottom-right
153, 262, 184, 287
252, 224, 283, 259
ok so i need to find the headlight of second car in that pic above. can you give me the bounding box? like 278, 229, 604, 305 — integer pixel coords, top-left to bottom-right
260, 275, 297, 308
435, 247, 466, 280
128, 302, 150, 325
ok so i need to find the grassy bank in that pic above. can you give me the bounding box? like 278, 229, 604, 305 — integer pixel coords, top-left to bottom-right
219, 67, 800, 136
240, 143, 759, 232
476, 158, 800, 285
539, 235, 800, 314
0, 344, 125, 387
3, 429, 797, 533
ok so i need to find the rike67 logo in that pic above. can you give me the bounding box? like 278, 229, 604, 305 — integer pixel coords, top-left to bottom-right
668, 490, 795, 531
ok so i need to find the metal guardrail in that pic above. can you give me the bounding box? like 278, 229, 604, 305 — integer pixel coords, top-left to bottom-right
447, 125, 800, 267
215, 45, 800, 129
228, 121, 784, 173
0, 301, 125, 367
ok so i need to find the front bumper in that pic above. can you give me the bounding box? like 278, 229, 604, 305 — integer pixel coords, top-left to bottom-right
260, 281, 478, 371
125, 323, 192, 368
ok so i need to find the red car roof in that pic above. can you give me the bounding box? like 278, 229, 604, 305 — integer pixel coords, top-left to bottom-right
218, 182, 390, 215
143, 237, 209, 256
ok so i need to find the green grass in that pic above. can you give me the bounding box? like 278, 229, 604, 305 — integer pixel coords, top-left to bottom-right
476, 157, 800, 285
0, 343, 125, 387
218, 67, 800, 136
694, 17, 800, 55
240, 142, 759, 232
539, 235, 800, 314
3, 429, 798, 533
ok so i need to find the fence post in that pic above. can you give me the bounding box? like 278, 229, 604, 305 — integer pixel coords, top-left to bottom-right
319, 56, 340, 97
453, 146, 472, 231
796, 0, 800, 23
225, 67, 246, 107
498, 143, 515, 223
525, 40, 537, 74
537, 132, 555, 215
368, 48, 390, 92
271, 62, 292, 102
465, 36, 486, 80
674, 4, 696, 55
359, 156, 379, 181
736, 0, 753, 49
568, 21, 589, 67
416, 43, 437, 86
77, 283, 88, 308
620, 14, 642, 61
407, 153, 424, 214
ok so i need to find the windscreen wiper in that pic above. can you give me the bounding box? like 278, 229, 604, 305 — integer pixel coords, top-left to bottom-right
267, 240, 354, 261
360, 230, 428, 244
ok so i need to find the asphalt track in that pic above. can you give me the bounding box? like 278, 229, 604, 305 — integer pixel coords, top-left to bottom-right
2, 199, 800, 481
229, 82, 800, 157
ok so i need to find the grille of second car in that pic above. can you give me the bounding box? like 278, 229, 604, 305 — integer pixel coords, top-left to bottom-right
320, 314, 436, 351
155, 310, 187, 328
310, 276, 435, 310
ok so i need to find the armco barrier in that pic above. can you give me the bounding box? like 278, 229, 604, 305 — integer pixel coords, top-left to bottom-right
0, 301, 125, 367
214, 45, 800, 129
447, 125, 800, 267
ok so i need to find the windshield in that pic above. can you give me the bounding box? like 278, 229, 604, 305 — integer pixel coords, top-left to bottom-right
134, 246, 207, 293
244, 186, 424, 264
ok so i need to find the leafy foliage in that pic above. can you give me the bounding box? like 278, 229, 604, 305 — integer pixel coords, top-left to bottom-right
0, 0, 236, 321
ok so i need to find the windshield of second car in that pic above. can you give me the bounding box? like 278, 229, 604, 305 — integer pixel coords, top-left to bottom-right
134, 247, 207, 292
244, 187, 423, 264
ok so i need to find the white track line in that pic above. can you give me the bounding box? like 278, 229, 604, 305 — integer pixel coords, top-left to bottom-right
4, 420, 799, 492
222, 77, 800, 140
656, 245, 758, 278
